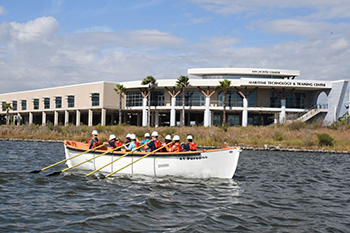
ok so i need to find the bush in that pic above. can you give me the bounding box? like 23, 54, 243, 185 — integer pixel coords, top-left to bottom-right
287, 120, 306, 131
317, 133, 334, 147
273, 131, 283, 141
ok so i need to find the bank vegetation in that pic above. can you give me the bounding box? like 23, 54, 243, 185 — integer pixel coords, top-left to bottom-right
1, 119, 350, 152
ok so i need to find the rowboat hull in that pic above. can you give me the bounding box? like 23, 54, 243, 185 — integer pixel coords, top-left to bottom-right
64, 140, 241, 179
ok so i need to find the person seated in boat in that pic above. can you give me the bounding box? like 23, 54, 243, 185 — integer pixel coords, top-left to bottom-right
169, 135, 183, 152
162, 135, 173, 152
105, 134, 122, 151
125, 133, 132, 145
88, 130, 100, 149
182, 135, 197, 151
124, 134, 141, 152
145, 131, 162, 152
141, 133, 151, 152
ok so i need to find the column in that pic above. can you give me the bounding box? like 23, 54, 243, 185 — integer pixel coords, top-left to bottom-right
17, 113, 21, 126
88, 109, 93, 126
204, 97, 210, 127
65, 110, 69, 126
76, 110, 80, 126
54, 111, 59, 126
42, 112, 46, 126
242, 97, 248, 127
101, 108, 106, 126
280, 99, 286, 124
29, 112, 33, 124
142, 97, 147, 127
170, 97, 176, 127
155, 111, 159, 127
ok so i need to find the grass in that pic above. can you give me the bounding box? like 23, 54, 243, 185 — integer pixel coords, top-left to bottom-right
1, 122, 350, 151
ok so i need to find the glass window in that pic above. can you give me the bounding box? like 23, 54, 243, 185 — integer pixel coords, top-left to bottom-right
21, 100, 27, 110
176, 90, 205, 106
44, 98, 50, 109
33, 99, 39, 110
67, 95, 74, 108
2, 102, 6, 112
91, 93, 100, 106
218, 91, 243, 107
270, 91, 305, 108
150, 91, 164, 106
12, 101, 17, 111
126, 91, 142, 107
55, 97, 62, 108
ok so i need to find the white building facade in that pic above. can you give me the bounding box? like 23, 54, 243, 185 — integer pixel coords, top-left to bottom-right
0, 68, 348, 127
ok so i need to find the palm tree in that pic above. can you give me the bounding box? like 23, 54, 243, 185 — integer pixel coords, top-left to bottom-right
114, 84, 126, 125
141, 76, 157, 127
3, 102, 13, 125
176, 75, 189, 127
215, 79, 232, 126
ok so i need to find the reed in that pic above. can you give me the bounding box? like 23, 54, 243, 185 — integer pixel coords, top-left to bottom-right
1, 123, 350, 151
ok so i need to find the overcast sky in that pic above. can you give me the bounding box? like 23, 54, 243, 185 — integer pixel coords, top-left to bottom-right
0, 0, 350, 103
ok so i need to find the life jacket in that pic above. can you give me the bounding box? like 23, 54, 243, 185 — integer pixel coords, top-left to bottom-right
170, 142, 182, 152
189, 142, 197, 151
134, 141, 141, 148
154, 139, 162, 149
89, 137, 100, 149
114, 140, 123, 148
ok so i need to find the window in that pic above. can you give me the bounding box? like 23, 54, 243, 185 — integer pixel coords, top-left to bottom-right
176, 91, 205, 106
44, 98, 50, 109
33, 99, 39, 110
12, 101, 17, 111
67, 95, 74, 108
150, 91, 164, 106
2, 102, 6, 112
270, 91, 305, 109
126, 91, 142, 107
91, 93, 100, 106
218, 90, 256, 107
21, 100, 27, 110
55, 97, 62, 108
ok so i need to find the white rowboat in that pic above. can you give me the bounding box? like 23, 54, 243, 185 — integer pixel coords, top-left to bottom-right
64, 140, 241, 179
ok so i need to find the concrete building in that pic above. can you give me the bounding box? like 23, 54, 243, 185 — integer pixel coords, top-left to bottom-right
0, 68, 348, 127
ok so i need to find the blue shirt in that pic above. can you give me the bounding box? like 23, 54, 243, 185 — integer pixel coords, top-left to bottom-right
141, 139, 151, 152
128, 141, 140, 152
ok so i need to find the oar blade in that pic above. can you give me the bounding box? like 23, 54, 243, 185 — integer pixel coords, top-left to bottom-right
46, 171, 62, 177
30, 170, 42, 173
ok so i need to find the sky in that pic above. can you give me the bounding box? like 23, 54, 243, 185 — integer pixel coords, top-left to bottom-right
0, 0, 350, 108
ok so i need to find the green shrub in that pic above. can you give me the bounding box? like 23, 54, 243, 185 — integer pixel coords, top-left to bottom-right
273, 131, 283, 141
288, 120, 306, 130
317, 133, 334, 147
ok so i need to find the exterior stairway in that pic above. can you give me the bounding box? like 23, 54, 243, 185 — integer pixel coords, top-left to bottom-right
296, 108, 327, 122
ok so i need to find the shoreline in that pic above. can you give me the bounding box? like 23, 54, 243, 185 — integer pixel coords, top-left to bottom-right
1, 137, 349, 154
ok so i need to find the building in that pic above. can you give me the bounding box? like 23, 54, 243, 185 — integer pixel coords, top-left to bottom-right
0, 68, 348, 127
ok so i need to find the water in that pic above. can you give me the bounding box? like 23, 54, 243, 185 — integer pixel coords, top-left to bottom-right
0, 141, 349, 232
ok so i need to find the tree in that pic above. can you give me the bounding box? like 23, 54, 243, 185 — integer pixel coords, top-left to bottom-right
215, 79, 232, 126
176, 75, 190, 127
141, 76, 157, 127
3, 102, 13, 125
114, 84, 126, 125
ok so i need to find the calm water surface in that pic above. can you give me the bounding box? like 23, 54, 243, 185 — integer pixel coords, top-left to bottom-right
0, 141, 349, 232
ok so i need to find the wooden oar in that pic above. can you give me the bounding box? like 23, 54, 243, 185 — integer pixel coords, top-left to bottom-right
46, 143, 130, 176
85, 142, 147, 177
30, 143, 105, 173
104, 142, 172, 179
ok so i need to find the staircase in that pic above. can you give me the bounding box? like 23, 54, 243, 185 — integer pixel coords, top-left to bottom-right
296, 108, 327, 122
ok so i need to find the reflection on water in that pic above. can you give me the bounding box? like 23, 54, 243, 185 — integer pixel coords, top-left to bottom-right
0, 141, 349, 232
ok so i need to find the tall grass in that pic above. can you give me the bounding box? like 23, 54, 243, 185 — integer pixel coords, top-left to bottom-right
1, 123, 350, 151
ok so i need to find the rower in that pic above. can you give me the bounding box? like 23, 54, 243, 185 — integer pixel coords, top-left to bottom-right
162, 135, 172, 152
182, 135, 197, 151
169, 135, 183, 152
141, 133, 151, 152
124, 134, 141, 152
88, 130, 100, 149
105, 134, 122, 151
125, 133, 132, 144
145, 131, 162, 152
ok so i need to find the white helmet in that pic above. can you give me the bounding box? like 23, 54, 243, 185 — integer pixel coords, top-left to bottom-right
92, 130, 98, 135
144, 133, 150, 138
109, 134, 116, 140
187, 135, 193, 140
130, 134, 136, 140
126, 133, 131, 139
172, 135, 180, 141
165, 135, 171, 140
151, 131, 158, 137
